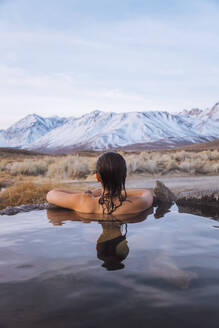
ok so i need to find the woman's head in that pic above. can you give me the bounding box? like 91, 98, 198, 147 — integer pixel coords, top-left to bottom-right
96, 152, 127, 214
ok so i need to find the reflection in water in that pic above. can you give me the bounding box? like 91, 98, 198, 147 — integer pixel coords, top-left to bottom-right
47, 208, 153, 270
149, 252, 197, 289
154, 202, 172, 219
97, 222, 129, 270
2, 205, 219, 327
46, 207, 154, 225
47, 205, 197, 283
178, 203, 219, 221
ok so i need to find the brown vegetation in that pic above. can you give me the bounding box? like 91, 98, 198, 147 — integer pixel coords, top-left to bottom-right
47, 155, 95, 179
1, 147, 219, 210
0, 182, 53, 209
1, 149, 219, 181
125, 150, 219, 176
0, 147, 44, 158
0, 181, 67, 210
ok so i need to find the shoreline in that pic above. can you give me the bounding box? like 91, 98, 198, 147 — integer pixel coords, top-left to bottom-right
65, 174, 219, 194
1, 175, 219, 216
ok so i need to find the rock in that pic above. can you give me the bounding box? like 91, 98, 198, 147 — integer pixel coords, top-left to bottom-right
176, 189, 219, 208
177, 203, 219, 220
154, 203, 172, 219
0, 202, 58, 216
153, 180, 176, 205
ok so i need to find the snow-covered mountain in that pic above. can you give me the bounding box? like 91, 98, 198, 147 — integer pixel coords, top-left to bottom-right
0, 114, 68, 147
28, 110, 204, 152
179, 102, 219, 137
1, 103, 219, 153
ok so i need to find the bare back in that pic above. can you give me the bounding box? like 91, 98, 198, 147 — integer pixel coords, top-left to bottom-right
46, 188, 154, 215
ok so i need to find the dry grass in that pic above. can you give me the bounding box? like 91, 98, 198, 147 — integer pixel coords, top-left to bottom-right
0, 149, 219, 184
126, 155, 159, 174
8, 159, 48, 176
1, 148, 219, 210
47, 155, 94, 180
0, 159, 10, 172
0, 181, 58, 210
124, 150, 219, 176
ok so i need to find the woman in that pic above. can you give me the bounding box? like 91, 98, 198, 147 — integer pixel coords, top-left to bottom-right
47, 152, 153, 215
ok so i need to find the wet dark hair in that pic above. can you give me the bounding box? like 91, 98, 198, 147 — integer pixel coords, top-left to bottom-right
96, 152, 127, 214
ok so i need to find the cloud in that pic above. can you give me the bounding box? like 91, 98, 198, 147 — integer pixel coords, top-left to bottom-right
0, 66, 157, 128
0, 0, 219, 128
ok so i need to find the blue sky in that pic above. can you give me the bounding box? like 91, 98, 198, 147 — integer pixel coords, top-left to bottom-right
0, 0, 219, 128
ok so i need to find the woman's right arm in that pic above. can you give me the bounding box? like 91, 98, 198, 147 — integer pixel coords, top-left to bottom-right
46, 189, 96, 213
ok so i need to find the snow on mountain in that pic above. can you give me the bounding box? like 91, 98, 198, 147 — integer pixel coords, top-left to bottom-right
180, 102, 219, 138
28, 108, 214, 152
1, 102, 219, 152
179, 108, 203, 117
205, 102, 219, 120
0, 114, 68, 147
0, 131, 9, 147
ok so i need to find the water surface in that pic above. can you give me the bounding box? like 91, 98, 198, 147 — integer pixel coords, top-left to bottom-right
1, 205, 219, 328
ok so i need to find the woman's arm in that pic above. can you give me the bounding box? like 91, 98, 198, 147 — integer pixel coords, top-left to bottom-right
46, 189, 96, 213
125, 188, 154, 212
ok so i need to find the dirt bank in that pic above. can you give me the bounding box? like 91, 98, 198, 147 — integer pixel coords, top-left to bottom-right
66, 175, 219, 194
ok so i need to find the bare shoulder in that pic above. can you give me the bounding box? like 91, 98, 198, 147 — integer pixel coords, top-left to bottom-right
113, 188, 153, 215
46, 189, 100, 213
126, 188, 153, 199
46, 188, 153, 215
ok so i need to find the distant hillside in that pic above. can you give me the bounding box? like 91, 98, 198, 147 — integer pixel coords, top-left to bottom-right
178, 138, 219, 151
0, 147, 45, 158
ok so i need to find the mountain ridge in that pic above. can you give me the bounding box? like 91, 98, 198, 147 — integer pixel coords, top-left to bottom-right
0, 102, 219, 153
0, 114, 68, 147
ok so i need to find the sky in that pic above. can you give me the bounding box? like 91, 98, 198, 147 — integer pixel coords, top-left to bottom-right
0, 0, 219, 129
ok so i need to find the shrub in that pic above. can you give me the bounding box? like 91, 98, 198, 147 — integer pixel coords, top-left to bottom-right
126, 155, 158, 174
162, 160, 179, 175
0, 182, 55, 210
47, 155, 90, 179
178, 160, 196, 174
198, 151, 209, 161
0, 159, 10, 172
207, 150, 219, 161
209, 162, 219, 173
174, 151, 192, 161
8, 159, 48, 176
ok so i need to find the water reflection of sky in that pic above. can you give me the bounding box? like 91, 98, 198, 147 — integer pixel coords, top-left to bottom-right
1, 206, 219, 327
